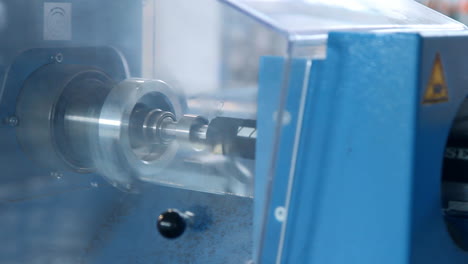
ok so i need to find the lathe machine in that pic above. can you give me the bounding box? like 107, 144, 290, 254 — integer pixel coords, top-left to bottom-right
1, 0, 468, 263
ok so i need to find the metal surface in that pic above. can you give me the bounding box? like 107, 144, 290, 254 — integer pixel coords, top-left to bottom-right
83, 185, 253, 264
0, 174, 253, 264
160, 114, 209, 145
16, 64, 114, 173
94, 79, 184, 190
255, 32, 468, 263
10, 49, 256, 197
142, 109, 176, 144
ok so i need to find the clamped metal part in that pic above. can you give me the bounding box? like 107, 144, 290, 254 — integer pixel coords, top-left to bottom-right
94, 79, 184, 188
15, 64, 185, 189
15, 63, 256, 191
16, 64, 114, 173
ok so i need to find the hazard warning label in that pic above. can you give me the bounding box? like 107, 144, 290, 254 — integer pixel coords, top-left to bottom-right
422, 53, 449, 105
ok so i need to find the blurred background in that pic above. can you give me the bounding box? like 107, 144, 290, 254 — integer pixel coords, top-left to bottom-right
418, 0, 468, 23
146, 0, 286, 95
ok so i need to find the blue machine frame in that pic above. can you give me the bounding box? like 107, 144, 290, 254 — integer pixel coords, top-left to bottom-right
257, 32, 468, 263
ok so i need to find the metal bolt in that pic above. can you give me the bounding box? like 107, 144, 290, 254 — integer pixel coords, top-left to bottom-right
50, 171, 63, 179
274, 206, 286, 222
53, 53, 64, 63
5, 116, 18, 127
273, 111, 291, 126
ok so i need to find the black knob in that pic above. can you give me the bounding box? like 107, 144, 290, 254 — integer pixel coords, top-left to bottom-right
157, 209, 187, 239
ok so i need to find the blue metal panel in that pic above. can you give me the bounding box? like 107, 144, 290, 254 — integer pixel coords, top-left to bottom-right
258, 32, 468, 263
282, 32, 421, 263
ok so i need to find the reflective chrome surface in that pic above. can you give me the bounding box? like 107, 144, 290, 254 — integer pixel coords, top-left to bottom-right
16, 64, 114, 173
93, 79, 184, 190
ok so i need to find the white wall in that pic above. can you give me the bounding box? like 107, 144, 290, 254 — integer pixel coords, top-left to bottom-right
149, 0, 221, 94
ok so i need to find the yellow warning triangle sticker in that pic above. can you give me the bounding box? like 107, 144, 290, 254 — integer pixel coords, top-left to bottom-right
422, 53, 449, 105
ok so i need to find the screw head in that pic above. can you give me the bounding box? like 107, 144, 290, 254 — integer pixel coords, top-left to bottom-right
54, 53, 64, 63
274, 206, 286, 222
6, 116, 18, 127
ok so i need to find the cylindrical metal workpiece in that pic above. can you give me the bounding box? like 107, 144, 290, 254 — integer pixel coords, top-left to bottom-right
16, 64, 114, 173
16, 66, 255, 196
159, 115, 209, 144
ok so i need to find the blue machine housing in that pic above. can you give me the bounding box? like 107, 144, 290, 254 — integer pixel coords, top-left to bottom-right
257, 32, 468, 263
